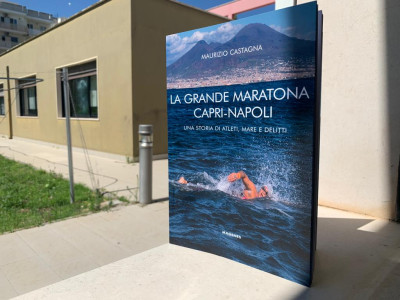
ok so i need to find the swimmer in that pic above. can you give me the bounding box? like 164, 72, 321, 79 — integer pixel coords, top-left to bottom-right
178, 176, 187, 184
228, 171, 268, 200
178, 171, 268, 200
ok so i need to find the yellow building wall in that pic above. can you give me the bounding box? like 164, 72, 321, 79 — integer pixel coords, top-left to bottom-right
0, 0, 134, 156
131, 0, 226, 156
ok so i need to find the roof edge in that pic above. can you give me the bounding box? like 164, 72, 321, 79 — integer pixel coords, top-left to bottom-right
168, 0, 230, 21
208, 0, 239, 11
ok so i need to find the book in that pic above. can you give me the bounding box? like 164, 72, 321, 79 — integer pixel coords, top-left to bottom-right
167, 2, 320, 286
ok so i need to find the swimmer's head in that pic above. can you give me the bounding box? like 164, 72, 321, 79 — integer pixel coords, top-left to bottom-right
258, 185, 268, 197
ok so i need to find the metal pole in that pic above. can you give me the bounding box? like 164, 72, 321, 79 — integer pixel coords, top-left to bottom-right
6, 66, 13, 139
139, 124, 153, 205
62, 68, 75, 204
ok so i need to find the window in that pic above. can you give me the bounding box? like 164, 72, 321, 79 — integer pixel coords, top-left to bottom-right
1, 36, 5, 41
40, 26, 46, 31
9, 18, 17, 25
0, 84, 4, 116
18, 76, 37, 117
27, 24, 33, 29
10, 37, 18, 44
58, 60, 98, 118
0, 17, 4, 23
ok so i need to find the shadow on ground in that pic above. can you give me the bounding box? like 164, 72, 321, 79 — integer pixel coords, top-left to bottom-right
294, 217, 400, 299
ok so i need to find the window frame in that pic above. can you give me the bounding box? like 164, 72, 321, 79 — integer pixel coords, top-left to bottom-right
56, 58, 99, 120
0, 83, 5, 116
16, 75, 38, 118
10, 36, 18, 44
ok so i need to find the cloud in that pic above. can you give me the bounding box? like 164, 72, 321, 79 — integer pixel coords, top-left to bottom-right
269, 25, 296, 36
269, 25, 315, 41
166, 23, 244, 65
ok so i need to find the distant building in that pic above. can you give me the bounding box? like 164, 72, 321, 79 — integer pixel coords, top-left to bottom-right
0, 1, 58, 53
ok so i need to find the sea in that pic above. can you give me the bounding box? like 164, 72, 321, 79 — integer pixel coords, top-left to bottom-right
167, 77, 316, 286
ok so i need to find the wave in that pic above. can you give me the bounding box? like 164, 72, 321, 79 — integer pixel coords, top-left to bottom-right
170, 171, 304, 209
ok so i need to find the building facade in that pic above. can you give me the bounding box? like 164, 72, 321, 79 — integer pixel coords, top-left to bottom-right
0, 0, 225, 158
0, 1, 58, 53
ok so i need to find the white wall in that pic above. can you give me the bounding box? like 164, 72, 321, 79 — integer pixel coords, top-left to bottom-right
297, 0, 400, 219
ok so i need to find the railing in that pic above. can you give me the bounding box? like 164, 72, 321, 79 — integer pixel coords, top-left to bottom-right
27, 10, 55, 22
0, 39, 24, 49
0, 3, 56, 22
0, 2, 26, 13
0, 22, 27, 34
28, 28, 42, 36
0, 40, 12, 49
0, 23, 48, 36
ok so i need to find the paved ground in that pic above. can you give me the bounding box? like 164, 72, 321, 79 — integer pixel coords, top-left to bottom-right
0, 202, 168, 299
11, 207, 400, 300
0, 137, 399, 299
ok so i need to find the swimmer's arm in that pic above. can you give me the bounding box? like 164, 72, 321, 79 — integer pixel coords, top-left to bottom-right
228, 171, 257, 196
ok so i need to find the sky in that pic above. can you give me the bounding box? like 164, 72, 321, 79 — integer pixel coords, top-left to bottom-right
10, 0, 272, 18
7, 0, 101, 18
9, 0, 222, 18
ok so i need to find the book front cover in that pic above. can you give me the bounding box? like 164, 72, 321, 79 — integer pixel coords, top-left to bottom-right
167, 2, 318, 286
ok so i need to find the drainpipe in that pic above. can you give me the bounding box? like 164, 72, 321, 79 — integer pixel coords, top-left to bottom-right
6, 66, 13, 139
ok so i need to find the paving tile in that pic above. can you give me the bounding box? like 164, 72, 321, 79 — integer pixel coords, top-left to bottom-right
81, 212, 164, 242
52, 219, 132, 266
51, 255, 100, 280
121, 235, 168, 255
17, 227, 84, 267
1, 256, 60, 295
0, 270, 18, 300
0, 233, 36, 267
73, 209, 168, 255
146, 201, 169, 212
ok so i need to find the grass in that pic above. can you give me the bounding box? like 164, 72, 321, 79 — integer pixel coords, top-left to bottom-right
0, 154, 118, 234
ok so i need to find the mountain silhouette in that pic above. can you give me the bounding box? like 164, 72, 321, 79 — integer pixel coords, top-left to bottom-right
227, 23, 290, 45
167, 23, 315, 79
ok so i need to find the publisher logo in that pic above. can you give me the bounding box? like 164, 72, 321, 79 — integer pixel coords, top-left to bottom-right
222, 230, 242, 239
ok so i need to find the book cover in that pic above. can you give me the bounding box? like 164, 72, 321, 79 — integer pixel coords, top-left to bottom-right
167, 2, 319, 286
